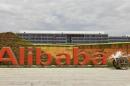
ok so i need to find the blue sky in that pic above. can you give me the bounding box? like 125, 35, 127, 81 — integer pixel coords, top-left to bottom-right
0, 0, 130, 36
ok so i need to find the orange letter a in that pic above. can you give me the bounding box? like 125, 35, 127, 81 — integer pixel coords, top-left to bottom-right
0, 47, 18, 65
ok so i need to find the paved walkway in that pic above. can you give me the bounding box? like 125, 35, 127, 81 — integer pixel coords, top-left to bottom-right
0, 68, 130, 86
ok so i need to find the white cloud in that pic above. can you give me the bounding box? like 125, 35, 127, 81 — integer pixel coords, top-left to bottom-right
0, 0, 130, 35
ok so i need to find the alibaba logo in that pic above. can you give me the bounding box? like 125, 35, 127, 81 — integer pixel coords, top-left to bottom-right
0, 47, 107, 65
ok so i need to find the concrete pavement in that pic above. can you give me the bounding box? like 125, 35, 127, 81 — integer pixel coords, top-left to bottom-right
0, 68, 130, 86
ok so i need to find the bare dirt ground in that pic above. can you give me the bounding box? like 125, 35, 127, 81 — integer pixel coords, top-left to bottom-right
0, 68, 130, 86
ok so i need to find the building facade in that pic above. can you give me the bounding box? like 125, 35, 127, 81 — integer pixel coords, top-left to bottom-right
17, 31, 130, 44
109, 36, 130, 42
17, 31, 108, 44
